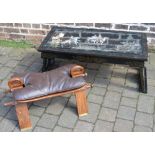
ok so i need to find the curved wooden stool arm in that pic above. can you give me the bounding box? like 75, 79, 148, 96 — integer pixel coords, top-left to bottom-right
71, 65, 87, 78
8, 77, 24, 91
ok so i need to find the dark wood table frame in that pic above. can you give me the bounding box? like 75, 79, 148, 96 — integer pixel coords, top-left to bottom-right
38, 26, 148, 93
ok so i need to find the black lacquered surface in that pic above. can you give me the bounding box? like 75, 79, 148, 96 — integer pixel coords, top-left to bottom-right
39, 26, 148, 60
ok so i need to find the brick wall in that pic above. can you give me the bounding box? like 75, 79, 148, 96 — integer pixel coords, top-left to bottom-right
0, 23, 155, 49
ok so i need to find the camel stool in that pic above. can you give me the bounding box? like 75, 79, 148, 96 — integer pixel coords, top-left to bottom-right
4, 64, 91, 131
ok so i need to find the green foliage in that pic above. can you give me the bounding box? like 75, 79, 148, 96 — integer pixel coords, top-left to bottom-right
148, 45, 155, 53
0, 40, 34, 48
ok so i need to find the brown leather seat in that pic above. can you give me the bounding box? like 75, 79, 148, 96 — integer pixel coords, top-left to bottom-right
12, 64, 86, 101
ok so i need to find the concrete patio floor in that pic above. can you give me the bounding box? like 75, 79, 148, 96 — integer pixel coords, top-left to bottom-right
0, 47, 155, 132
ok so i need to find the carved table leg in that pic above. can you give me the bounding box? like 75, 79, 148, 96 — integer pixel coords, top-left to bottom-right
139, 67, 147, 93
75, 90, 88, 116
47, 58, 55, 70
47, 58, 55, 66
15, 103, 32, 131
42, 58, 48, 72
42, 58, 55, 71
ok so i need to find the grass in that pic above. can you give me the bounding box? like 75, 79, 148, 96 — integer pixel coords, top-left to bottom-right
0, 39, 34, 48
148, 45, 155, 53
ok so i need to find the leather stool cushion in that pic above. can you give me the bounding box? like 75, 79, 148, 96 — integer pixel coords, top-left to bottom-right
12, 64, 86, 100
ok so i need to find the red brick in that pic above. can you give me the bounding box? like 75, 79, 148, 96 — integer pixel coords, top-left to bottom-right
20, 29, 28, 34
14, 23, 22, 27
32, 24, 40, 29
75, 23, 93, 27
115, 24, 128, 30
0, 33, 8, 39
23, 23, 31, 28
59, 23, 74, 26
29, 29, 46, 35
4, 28, 20, 33
25, 35, 44, 44
143, 23, 155, 26
95, 23, 112, 28
129, 26, 147, 31
9, 34, 25, 40
150, 27, 155, 32
0, 28, 3, 32
150, 39, 155, 44
46, 30, 50, 34
0, 23, 13, 27
42, 24, 50, 29
147, 33, 155, 38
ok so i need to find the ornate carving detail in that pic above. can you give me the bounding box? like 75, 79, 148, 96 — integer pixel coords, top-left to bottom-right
71, 65, 87, 78
8, 77, 24, 91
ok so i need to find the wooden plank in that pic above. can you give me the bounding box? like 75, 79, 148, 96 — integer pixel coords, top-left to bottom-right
15, 103, 32, 131
75, 90, 88, 116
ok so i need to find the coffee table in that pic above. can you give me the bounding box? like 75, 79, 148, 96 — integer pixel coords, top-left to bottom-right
38, 26, 148, 93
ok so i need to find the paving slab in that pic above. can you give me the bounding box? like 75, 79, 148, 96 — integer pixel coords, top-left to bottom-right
53, 126, 72, 132
134, 125, 152, 132
122, 88, 139, 99
0, 47, 155, 132
94, 120, 114, 132
117, 106, 136, 121
93, 78, 110, 88
0, 118, 17, 132
135, 112, 153, 128
103, 91, 121, 109
88, 93, 104, 105
74, 120, 94, 132
114, 119, 134, 132
79, 102, 100, 123
58, 107, 78, 129
13, 65, 28, 74
33, 98, 51, 108
33, 126, 51, 132
112, 67, 127, 78
5, 107, 17, 121
137, 95, 154, 114
98, 107, 117, 122
0, 67, 12, 80
87, 63, 101, 70
147, 70, 155, 80
147, 86, 155, 97
96, 69, 112, 79
0, 56, 10, 65
0, 79, 10, 89
149, 53, 155, 65
90, 86, 106, 96
5, 60, 19, 68
46, 96, 68, 115
37, 113, 58, 129
0, 97, 12, 117
120, 97, 137, 108
29, 105, 45, 117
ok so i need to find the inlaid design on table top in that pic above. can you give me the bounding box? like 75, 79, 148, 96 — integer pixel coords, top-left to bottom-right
43, 27, 143, 54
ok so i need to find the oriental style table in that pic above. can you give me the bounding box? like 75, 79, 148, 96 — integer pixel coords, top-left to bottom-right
38, 26, 148, 93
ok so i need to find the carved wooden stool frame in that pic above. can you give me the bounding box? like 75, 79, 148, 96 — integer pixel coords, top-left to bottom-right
4, 65, 90, 131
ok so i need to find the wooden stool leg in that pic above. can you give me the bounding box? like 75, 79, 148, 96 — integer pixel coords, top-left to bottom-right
15, 103, 32, 131
75, 90, 88, 117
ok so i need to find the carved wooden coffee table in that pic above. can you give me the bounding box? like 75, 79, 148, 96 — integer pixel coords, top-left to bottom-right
38, 26, 148, 93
